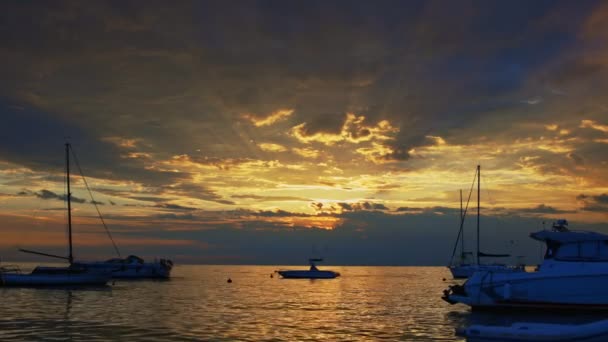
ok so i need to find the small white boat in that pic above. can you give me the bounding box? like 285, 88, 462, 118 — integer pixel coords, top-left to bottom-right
76, 255, 173, 279
443, 219, 608, 310
277, 258, 340, 279
457, 319, 608, 341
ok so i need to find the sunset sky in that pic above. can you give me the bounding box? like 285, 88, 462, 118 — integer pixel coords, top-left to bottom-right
1, 1, 608, 265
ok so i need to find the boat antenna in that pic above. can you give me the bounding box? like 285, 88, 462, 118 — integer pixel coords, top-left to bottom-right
477, 164, 480, 266
66, 142, 74, 264
69, 145, 121, 258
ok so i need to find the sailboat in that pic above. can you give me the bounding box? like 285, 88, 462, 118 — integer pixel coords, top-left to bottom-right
447, 165, 523, 279
56, 143, 174, 279
0, 143, 111, 286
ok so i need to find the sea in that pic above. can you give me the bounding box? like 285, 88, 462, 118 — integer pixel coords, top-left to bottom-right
1, 264, 607, 341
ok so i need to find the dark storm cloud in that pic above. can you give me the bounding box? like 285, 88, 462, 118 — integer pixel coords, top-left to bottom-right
0, 0, 599, 166
578, 193, 608, 212
34, 189, 86, 203
311, 201, 391, 214
516, 204, 575, 215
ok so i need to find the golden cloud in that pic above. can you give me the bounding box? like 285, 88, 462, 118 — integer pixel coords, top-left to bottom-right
580, 119, 608, 133
102, 136, 141, 149
258, 143, 287, 152
243, 109, 294, 127
290, 113, 398, 146
293, 147, 321, 158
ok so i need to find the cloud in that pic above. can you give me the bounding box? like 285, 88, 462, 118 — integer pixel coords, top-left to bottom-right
311, 201, 390, 214
290, 113, 398, 146
580, 119, 608, 133
577, 193, 608, 212
231, 194, 312, 202
243, 109, 294, 127
258, 143, 287, 152
35, 189, 86, 203
292, 147, 320, 159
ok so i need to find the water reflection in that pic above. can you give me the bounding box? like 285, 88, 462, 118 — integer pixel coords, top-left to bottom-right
9, 265, 605, 341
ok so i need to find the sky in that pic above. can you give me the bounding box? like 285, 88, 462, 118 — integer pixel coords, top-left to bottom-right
1, 0, 608, 265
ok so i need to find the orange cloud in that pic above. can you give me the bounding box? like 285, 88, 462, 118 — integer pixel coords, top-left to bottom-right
258, 143, 287, 152
243, 109, 294, 127
293, 147, 321, 158
102, 136, 141, 149
290, 113, 398, 146
580, 119, 608, 133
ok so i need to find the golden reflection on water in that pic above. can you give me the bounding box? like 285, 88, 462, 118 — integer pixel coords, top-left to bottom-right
0, 265, 472, 341
12, 265, 608, 341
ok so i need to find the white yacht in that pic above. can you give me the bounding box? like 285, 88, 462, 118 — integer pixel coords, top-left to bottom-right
443, 219, 608, 310
448, 165, 523, 279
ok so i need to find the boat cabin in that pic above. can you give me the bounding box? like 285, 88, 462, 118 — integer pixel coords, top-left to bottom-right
531, 230, 608, 262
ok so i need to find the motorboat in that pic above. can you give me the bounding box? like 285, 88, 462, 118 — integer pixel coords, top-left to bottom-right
448, 165, 524, 279
2, 143, 111, 287
443, 219, 608, 310
277, 258, 340, 279
75, 255, 173, 279
457, 319, 608, 341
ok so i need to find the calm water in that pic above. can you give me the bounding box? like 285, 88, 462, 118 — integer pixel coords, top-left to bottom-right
0, 265, 606, 341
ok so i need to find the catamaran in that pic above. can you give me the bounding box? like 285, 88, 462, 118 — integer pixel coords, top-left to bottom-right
447, 165, 523, 279
0, 143, 111, 287
277, 258, 340, 279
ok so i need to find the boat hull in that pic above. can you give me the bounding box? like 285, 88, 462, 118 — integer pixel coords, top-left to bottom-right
278, 270, 340, 279
448, 264, 524, 279
75, 262, 171, 279
445, 265, 608, 310
1, 272, 109, 287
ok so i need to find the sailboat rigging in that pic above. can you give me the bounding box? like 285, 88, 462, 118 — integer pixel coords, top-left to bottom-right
447, 165, 522, 279
1, 143, 111, 286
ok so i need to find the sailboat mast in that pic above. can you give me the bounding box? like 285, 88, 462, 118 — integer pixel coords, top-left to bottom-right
476, 164, 480, 265
460, 189, 464, 261
66, 143, 73, 264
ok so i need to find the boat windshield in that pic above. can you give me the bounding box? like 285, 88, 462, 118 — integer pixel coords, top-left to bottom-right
547, 240, 608, 261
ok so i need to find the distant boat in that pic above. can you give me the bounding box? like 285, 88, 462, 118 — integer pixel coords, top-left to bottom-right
447, 165, 523, 279
2, 143, 110, 287
443, 220, 608, 310
277, 258, 340, 279
75, 255, 173, 279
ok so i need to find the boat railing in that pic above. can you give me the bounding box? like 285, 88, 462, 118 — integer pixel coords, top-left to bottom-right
0, 265, 22, 274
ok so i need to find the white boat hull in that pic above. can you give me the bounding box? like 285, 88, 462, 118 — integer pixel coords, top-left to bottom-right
76, 262, 171, 279
449, 264, 524, 279
445, 263, 608, 310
